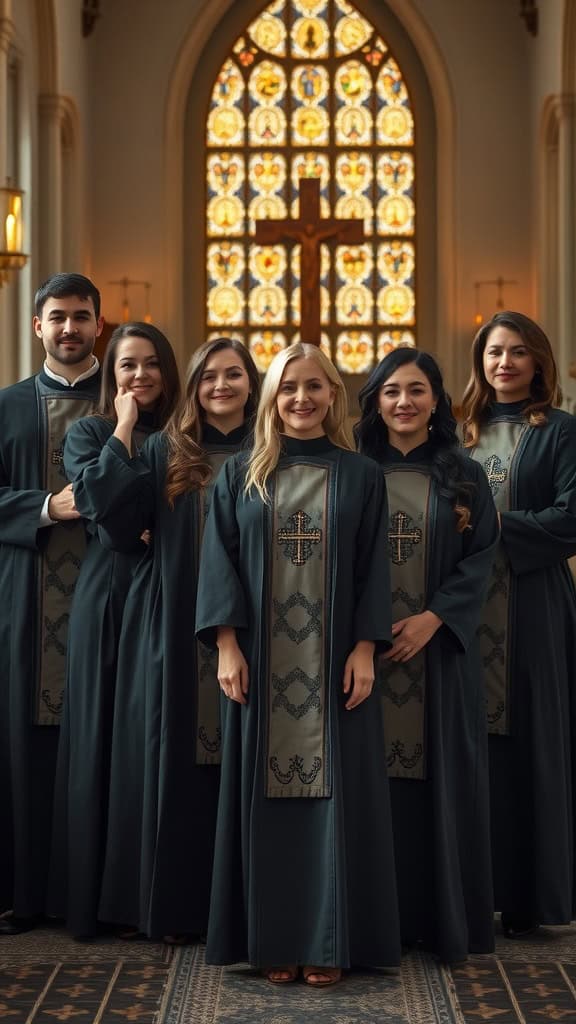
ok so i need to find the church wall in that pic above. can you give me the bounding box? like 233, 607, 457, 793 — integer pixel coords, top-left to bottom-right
528, 0, 576, 406
390, 0, 534, 395
84, 0, 535, 398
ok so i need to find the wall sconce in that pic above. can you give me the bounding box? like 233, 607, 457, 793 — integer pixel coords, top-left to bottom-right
473, 276, 518, 327
109, 276, 153, 323
0, 184, 28, 287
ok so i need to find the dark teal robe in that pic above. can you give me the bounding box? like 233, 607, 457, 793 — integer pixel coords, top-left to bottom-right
88, 423, 249, 937
377, 443, 499, 963
196, 436, 401, 969
472, 404, 576, 923
0, 369, 101, 917
47, 412, 155, 937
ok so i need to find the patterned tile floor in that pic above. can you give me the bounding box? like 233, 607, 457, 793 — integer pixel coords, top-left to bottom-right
2, 922, 576, 1023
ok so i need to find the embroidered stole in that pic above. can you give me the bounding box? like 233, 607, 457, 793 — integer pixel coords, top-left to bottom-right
267, 462, 330, 798
195, 450, 230, 765
379, 468, 431, 780
472, 419, 527, 735
35, 381, 97, 725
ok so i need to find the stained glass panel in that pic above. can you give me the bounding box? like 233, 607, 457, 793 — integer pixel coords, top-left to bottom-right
204, 0, 417, 371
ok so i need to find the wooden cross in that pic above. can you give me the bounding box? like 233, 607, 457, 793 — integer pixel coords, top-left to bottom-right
255, 177, 364, 345
388, 511, 422, 566
483, 454, 507, 495
277, 509, 322, 566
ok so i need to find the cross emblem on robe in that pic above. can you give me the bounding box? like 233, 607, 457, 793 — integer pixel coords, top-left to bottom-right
388, 511, 422, 565
277, 509, 322, 566
483, 454, 508, 495
255, 177, 365, 345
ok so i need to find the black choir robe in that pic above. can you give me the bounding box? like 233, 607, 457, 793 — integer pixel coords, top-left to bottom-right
0, 369, 101, 917
472, 404, 576, 923
47, 412, 155, 937
377, 443, 499, 963
87, 423, 249, 937
195, 436, 401, 970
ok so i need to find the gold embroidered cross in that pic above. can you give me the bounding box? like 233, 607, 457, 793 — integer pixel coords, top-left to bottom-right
277, 509, 321, 566
484, 454, 507, 494
388, 510, 422, 565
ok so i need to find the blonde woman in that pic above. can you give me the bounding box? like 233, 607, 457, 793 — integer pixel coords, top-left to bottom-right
462, 311, 576, 937
196, 343, 400, 985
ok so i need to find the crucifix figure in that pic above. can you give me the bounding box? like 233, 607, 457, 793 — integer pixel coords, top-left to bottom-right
255, 177, 364, 345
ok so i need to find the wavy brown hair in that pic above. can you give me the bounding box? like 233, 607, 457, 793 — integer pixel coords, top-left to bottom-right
462, 311, 562, 447
164, 337, 260, 507
98, 322, 180, 427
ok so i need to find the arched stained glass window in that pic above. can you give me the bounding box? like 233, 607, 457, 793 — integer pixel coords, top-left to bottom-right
205, 0, 416, 373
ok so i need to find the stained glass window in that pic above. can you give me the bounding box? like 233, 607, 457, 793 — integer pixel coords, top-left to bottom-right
205, 0, 416, 373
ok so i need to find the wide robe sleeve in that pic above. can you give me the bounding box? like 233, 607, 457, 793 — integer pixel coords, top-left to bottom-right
427, 461, 500, 652
65, 421, 152, 520
500, 415, 576, 574
0, 458, 47, 549
195, 456, 249, 649
352, 459, 392, 653
0, 383, 48, 548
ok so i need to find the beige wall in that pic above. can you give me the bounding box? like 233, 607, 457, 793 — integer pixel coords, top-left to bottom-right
0, 0, 571, 402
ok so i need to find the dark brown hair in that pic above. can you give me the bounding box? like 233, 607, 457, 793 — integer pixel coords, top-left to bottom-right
97, 322, 180, 429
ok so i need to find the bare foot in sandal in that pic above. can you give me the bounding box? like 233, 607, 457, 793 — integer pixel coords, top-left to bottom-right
262, 966, 298, 984
303, 966, 341, 987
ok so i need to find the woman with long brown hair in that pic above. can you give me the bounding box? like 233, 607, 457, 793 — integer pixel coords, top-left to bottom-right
94, 336, 260, 941
48, 322, 180, 939
462, 310, 576, 937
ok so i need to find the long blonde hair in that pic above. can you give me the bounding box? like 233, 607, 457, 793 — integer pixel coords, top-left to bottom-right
462, 311, 562, 447
244, 343, 353, 503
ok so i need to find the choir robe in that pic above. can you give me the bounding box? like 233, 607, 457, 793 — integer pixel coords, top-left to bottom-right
0, 369, 101, 917
196, 436, 401, 970
47, 412, 155, 937
92, 423, 249, 937
470, 403, 576, 923
376, 443, 499, 964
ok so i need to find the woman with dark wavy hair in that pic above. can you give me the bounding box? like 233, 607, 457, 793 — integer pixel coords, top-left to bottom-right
462, 311, 576, 937
48, 322, 180, 939
357, 346, 499, 963
92, 336, 260, 942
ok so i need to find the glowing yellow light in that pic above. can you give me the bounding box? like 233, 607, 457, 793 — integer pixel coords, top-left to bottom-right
5, 213, 16, 252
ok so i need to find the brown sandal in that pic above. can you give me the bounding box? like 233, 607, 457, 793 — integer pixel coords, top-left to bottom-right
303, 966, 341, 987
262, 966, 299, 984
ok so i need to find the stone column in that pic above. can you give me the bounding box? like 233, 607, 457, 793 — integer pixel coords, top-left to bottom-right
557, 93, 576, 408
37, 93, 67, 281
0, 5, 18, 386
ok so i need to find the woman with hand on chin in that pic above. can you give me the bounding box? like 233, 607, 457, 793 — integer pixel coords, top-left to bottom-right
356, 347, 498, 965
462, 311, 576, 939
91, 336, 260, 943
48, 322, 180, 940
196, 342, 401, 987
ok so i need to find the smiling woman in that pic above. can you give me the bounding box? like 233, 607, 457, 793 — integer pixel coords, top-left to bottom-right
113, 336, 165, 410
356, 347, 499, 964
462, 311, 576, 938
195, 342, 401, 984
49, 322, 181, 940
